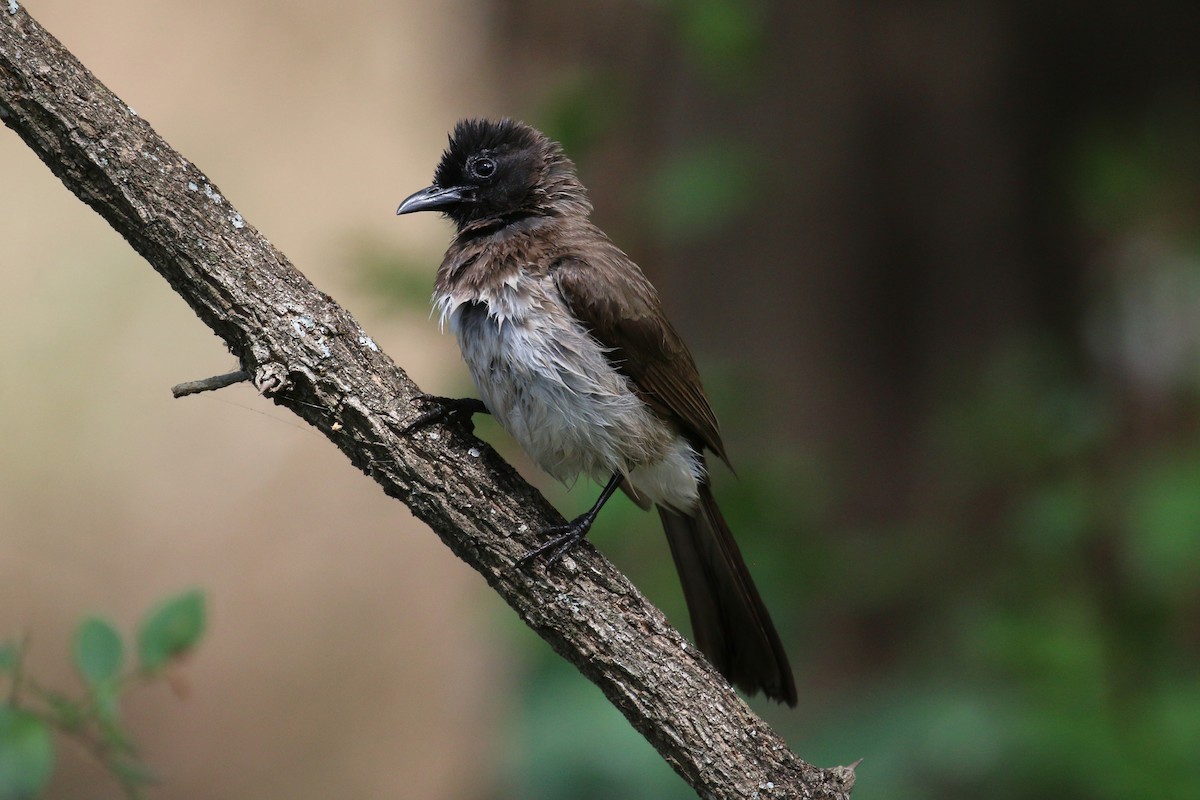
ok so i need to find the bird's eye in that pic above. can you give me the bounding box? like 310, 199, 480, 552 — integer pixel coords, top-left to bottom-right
470, 156, 497, 180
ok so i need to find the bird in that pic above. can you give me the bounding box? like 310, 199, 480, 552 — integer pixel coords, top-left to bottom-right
396, 118, 797, 706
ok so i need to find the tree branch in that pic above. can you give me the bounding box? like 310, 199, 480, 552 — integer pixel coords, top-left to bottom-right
0, 7, 854, 798
170, 369, 249, 398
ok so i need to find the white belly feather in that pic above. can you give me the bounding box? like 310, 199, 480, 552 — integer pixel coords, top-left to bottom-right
436, 280, 703, 512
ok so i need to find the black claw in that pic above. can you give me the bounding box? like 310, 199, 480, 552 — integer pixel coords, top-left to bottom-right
517, 514, 597, 567
517, 471, 623, 569
400, 394, 488, 435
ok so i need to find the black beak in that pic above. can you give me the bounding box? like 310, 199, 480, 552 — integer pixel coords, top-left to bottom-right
396, 185, 467, 215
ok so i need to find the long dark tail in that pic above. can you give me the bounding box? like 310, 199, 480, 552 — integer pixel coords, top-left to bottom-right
658, 481, 797, 706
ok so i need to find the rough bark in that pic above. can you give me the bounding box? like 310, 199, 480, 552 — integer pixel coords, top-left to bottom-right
0, 6, 854, 798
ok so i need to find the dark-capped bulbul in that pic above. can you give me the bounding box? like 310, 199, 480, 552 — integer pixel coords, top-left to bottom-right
396, 118, 796, 706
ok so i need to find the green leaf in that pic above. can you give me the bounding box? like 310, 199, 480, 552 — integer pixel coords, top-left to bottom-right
0, 705, 54, 800
72, 617, 123, 686
137, 590, 206, 672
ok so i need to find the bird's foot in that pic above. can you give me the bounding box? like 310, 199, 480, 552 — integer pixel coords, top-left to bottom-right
517, 513, 598, 567
400, 394, 488, 435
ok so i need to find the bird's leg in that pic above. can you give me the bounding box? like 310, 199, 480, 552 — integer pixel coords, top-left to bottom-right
519, 472, 624, 566
400, 394, 489, 435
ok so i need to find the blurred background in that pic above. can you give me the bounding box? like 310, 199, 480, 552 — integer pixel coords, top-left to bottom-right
3, 1, 1200, 798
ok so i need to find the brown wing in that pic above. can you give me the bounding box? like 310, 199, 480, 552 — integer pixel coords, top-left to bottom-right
551, 252, 730, 467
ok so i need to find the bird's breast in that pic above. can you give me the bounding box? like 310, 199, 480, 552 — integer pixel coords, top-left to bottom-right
435, 278, 686, 494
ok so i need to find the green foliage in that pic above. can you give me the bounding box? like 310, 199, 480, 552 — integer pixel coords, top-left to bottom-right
73, 617, 124, 686
1121, 452, 1200, 598
0, 707, 54, 800
536, 72, 628, 161
933, 341, 1111, 483
652, 0, 764, 80
137, 589, 205, 673
641, 141, 757, 244
1071, 106, 1200, 232
0, 590, 206, 800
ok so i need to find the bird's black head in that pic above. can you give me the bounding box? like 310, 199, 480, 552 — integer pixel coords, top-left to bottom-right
397, 118, 590, 232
